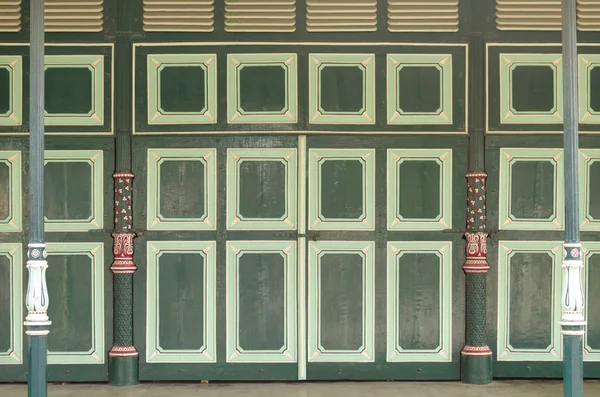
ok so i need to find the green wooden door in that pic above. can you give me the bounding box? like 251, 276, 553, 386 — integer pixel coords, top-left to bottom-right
303, 136, 466, 380
132, 42, 467, 381
0, 43, 114, 382
485, 43, 600, 378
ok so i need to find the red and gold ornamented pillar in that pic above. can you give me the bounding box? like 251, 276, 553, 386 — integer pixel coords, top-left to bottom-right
109, 172, 139, 384
461, 172, 493, 383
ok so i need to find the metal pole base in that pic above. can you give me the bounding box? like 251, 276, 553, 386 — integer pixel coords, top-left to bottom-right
109, 355, 139, 386
563, 332, 584, 397
461, 354, 493, 384
27, 333, 48, 397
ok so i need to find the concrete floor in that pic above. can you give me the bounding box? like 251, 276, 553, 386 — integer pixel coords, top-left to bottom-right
1, 381, 600, 397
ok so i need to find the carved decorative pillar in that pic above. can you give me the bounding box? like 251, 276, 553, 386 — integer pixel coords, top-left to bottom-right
108, 172, 138, 384
461, 171, 493, 383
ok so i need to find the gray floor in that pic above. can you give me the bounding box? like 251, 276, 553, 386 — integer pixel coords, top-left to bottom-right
1, 381, 600, 397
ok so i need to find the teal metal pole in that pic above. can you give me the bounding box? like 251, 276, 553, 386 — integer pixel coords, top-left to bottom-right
561, 1, 585, 397
23, 1, 50, 396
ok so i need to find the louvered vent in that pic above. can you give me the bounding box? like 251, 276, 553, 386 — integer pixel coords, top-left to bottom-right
143, 0, 214, 32
44, 0, 104, 32
0, 0, 22, 32
496, 0, 561, 30
225, 0, 296, 32
578, 0, 600, 30
496, 0, 600, 30
387, 0, 459, 32
306, 0, 377, 32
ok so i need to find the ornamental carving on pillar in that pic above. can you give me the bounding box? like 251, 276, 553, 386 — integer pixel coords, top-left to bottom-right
461, 345, 493, 356
466, 171, 487, 230
465, 172, 489, 274
24, 243, 51, 328
114, 172, 134, 230
111, 232, 136, 274
109, 345, 138, 357
110, 172, 138, 357
461, 171, 492, 358
562, 243, 585, 323
464, 232, 489, 273
111, 172, 136, 274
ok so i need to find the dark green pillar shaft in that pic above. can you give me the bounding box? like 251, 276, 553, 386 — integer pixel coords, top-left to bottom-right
461, 30, 493, 384
24, 1, 50, 397
108, 0, 138, 386
27, 333, 47, 397
561, 1, 585, 397
28, 0, 44, 241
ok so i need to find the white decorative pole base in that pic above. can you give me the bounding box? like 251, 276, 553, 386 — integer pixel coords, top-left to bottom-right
24, 243, 51, 336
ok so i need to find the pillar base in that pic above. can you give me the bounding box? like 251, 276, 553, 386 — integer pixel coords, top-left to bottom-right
461, 349, 493, 385
109, 354, 138, 386
27, 333, 48, 397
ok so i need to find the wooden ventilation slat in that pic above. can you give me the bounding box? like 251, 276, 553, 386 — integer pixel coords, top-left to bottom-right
496, 0, 562, 31
578, 0, 600, 30
306, 0, 377, 32
496, 0, 600, 31
387, 0, 459, 32
0, 0, 22, 32
225, 0, 296, 32
44, 0, 104, 32
143, 0, 214, 32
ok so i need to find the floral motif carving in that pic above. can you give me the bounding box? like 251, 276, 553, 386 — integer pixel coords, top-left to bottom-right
466, 172, 487, 230
114, 172, 134, 231
464, 232, 489, 273
111, 232, 136, 274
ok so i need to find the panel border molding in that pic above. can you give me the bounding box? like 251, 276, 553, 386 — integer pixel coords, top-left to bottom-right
498, 148, 564, 230
0, 243, 22, 365
307, 241, 375, 363
0, 150, 22, 232
46, 242, 105, 365
387, 53, 453, 125
146, 148, 217, 231
308, 148, 376, 231
386, 241, 452, 362
146, 240, 217, 363
0, 55, 22, 126
44, 150, 104, 232
386, 148, 452, 231
225, 240, 297, 363
308, 53, 376, 125
147, 54, 217, 125
226, 148, 297, 231
497, 240, 562, 362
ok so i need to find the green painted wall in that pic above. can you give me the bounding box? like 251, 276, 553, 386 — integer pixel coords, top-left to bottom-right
0, 0, 600, 383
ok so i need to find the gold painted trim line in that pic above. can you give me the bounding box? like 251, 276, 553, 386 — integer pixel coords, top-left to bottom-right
132, 130, 469, 135
133, 41, 469, 47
